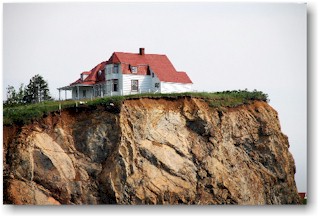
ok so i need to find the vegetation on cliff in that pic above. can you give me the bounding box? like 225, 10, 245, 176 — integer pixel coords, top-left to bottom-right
3, 90, 268, 125
5, 74, 53, 106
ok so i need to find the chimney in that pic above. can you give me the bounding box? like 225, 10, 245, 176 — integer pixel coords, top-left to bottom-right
139, 48, 145, 55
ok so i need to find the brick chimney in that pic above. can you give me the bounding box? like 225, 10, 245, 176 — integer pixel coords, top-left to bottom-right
139, 48, 145, 55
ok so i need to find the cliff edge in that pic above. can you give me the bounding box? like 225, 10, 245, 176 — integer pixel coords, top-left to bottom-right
3, 97, 300, 204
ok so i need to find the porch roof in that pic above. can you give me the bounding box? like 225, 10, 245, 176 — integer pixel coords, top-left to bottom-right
57, 84, 93, 91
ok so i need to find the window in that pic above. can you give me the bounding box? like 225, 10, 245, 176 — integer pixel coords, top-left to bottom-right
99, 85, 102, 96
83, 90, 86, 98
95, 85, 99, 97
103, 84, 107, 95
131, 66, 137, 73
152, 72, 154, 77
131, 80, 139, 91
113, 65, 119, 74
75, 89, 78, 98
106, 65, 112, 74
155, 83, 160, 88
106, 80, 111, 92
113, 79, 118, 92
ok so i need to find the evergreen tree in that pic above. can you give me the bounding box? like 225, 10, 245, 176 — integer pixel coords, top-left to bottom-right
25, 74, 52, 103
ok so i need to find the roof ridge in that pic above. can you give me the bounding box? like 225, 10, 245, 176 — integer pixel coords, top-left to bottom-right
114, 51, 166, 56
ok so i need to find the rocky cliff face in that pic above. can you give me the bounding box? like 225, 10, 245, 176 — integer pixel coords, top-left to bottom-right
3, 97, 300, 205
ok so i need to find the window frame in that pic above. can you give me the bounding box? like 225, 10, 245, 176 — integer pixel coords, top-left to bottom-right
113, 79, 118, 92
106, 65, 112, 74
113, 64, 119, 74
131, 80, 139, 92
131, 66, 138, 74
94, 85, 99, 97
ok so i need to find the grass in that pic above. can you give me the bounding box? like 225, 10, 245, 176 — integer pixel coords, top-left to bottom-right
123, 90, 269, 108
3, 100, 77, 125
3, 90, 269, 126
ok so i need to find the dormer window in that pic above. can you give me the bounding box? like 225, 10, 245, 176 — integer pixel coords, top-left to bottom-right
81, 74, 88, 81
131, 66, 137, 74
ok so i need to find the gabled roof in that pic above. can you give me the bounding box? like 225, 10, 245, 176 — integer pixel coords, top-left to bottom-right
108, 52, 193, 84
70, 49, 192, 86
84, 61, 106, 83
70, 61, 106, 86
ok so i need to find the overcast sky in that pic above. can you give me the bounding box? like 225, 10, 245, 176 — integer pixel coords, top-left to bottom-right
3, 2, 307, 192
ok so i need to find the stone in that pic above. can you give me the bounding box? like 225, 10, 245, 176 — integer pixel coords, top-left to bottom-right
3, 98, 300, 204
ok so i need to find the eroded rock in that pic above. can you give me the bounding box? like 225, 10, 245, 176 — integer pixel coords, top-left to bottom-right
3, 98, 300, 204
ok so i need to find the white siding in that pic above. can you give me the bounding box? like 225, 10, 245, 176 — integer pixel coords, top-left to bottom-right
122, 74, 152, 95
72, 86, 93, 100
151, 70, 161, 93
105, 64, 122, 96
93, 84, 106, 97
70, 63, 192, 98
160, 82, 193, 93
106, 64, 113, 74
72, 87, 76, 99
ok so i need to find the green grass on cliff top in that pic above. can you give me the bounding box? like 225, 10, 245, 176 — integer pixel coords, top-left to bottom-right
3, 90, 268, 125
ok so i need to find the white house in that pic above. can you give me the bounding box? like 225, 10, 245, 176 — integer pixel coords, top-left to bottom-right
58, 48, 193, 100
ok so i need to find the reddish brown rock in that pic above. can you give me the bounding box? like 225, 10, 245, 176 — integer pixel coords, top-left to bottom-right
3, 98, 300, 205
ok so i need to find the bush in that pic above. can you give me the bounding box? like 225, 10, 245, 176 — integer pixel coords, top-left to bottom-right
200, 89, 269, 108
87, 95, 124, 107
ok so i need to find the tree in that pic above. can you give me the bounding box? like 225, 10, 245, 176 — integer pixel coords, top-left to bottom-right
6, 85, 17, 105
5, 84, 26, 106
17, 84, 26, 104
24, 74, 52, 103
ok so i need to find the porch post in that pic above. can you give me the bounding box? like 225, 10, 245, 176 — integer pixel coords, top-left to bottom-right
77, 86, 80, 100
59, 89, 61, 101
65, 90, 67, 100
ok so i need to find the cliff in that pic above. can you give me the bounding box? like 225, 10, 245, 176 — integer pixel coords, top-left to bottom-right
3, 97, 300, 205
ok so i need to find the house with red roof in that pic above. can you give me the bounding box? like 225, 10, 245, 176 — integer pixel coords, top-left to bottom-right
58, 48, 193, 100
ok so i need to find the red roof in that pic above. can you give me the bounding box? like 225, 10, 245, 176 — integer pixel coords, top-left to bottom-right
81, 71, 91, 75
108, 52, 192, 84
70, 62, 106, 86
71, 49, 192, 86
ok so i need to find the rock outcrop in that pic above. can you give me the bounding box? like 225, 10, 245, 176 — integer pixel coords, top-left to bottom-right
3, 97, 300, 204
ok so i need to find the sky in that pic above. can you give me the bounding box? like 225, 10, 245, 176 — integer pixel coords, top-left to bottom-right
3, 2, 307, 192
